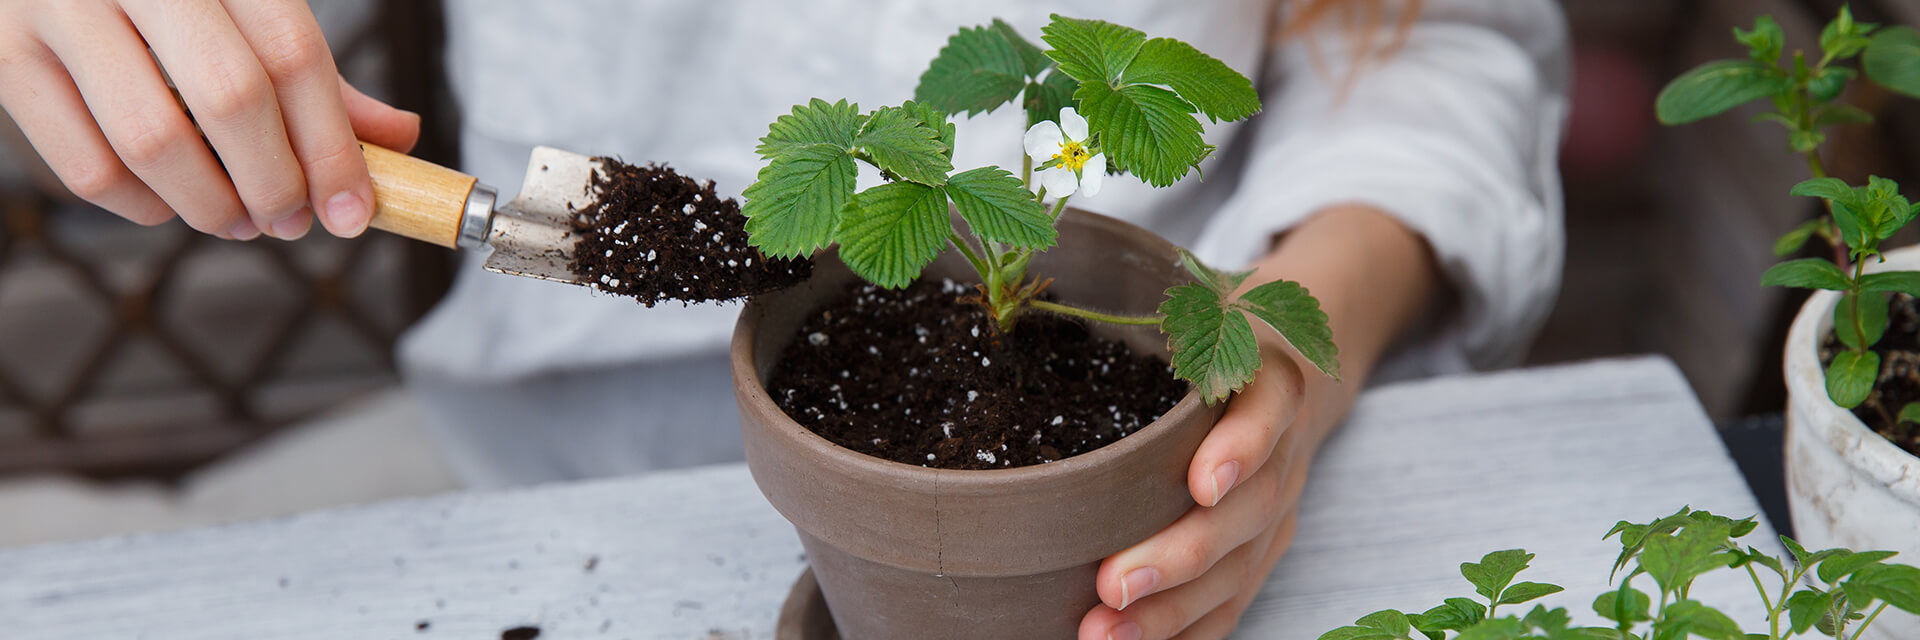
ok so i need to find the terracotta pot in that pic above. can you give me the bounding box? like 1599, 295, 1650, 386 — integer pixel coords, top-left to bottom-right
732, 209, 1223, 638
1785, 245, 1920, 639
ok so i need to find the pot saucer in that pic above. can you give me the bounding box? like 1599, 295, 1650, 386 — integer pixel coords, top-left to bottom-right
776, 567, 840, 640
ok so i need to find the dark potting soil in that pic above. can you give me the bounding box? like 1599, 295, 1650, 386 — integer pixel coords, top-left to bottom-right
767, 278, 1188, 470
1819, 293, 1920, 457
569, 158, 811, 306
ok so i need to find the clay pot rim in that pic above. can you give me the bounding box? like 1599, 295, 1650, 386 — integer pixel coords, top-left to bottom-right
730, 208, 1210, 490
1785, 245, 1920, 507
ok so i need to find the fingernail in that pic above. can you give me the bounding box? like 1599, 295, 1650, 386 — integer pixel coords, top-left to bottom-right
226, 218, 261, 241
1118, 567, 1159, 610
269, 207, 312, 240
1210, 461, 1240, 507
323, 190, 369, 236
1108, 621, 1143, 640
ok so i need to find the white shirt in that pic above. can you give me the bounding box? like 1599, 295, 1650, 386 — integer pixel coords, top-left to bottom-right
399, 0, 1568, 385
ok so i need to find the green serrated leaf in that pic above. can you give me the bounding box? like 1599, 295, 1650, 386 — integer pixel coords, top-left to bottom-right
1761, 258, 1851, 290
1158, 282, 1259, 405
913, 23, 1036, 116
1850, 563, 1920, 613
1077, 80, 1204, 187
855, 106, 952, 186
1316, 627, 1400, 640
1420, 598, 1489, 631
944, 166, 1055, 249
756, 98, 863, 159
1783, 536, 1814, 565
1899, 402, 1920, 424
1238, 280, 1340, 380
1656, 59, 1793, 125
1740, 546, 1788, 579
1809, 66, 1857, 102
1864, 26, 1920, 99
1455, 618, 1527, 640
1121, 37, 1260, 122
1356, 609, 1413, 635
1522, 604, 1572, 633
1656, 600, 1746, 640
1823, 9, 1872, 61
1499, 582, 1564, 606
1774, 219, 1824, 257
900, 100, 955, 158
1793, 177, 1856, 202
833, 182, 951, 289
1813, 104, 1875, 128
1820, 550, 1898, 584
1641, 520, 1734, 594
1735, 16, 1783, 63
1864, 271, 1920, 297
992, 18, 1052, 76
1023, 71, 1080, 127
1786, 589, 1833, 634
1826, 350, 1879, 409
741, 145, 858, 257
1594, 585, 1654, 624
1041, 14, 1146, 84
1175, 247, 1253, 294
1462, 550, 1535, 602
1834, 293, 1889, 350
1833, 200, 1869, 252
1791, 129, 1828, 153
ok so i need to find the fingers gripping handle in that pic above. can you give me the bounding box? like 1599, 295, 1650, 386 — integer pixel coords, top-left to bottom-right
361, 143, 491, 249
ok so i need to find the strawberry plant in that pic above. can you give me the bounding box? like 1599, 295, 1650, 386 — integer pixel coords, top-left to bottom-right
740, 15, 1339, 403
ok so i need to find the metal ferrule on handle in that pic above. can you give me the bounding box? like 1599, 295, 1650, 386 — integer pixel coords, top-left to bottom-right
457, 184, 497, 250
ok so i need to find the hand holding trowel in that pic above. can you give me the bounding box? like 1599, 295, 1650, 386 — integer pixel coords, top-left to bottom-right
168, 76, 809, 306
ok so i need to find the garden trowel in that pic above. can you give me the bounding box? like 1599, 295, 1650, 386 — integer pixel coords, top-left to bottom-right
360, 144, 590, 285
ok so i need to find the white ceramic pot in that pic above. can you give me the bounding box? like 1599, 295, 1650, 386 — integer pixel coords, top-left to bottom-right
1786, 245, 1920, 639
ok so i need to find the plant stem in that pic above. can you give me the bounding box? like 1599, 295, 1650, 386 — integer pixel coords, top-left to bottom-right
1767, 566, 1812, 640
1023, 154, 1034, 191
1847, 602, 1889, 640
950, 231, 989, 279
1047, 194, 1072, 221
1792, 62, 1850, 269
1029, 299, 1162, 326
1850, 258, 1867, 356
1745, 564, 1779, 639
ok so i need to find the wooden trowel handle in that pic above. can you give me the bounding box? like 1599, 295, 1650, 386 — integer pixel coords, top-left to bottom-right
361, 143, 481, 248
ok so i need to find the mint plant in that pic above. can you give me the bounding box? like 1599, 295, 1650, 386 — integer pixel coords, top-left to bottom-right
1656, 6, 1920, 412
740, 15, 1339, 403
1317, 507, 1920, 640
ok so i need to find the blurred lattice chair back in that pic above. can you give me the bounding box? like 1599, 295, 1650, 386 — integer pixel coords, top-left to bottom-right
0, 0, 456, 478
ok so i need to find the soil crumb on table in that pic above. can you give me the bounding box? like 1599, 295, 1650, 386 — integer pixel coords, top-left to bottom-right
1826, 293, 1920, 457
768, 278, 1187, 470
569, 158, 810, 306
500, 626, 540, 640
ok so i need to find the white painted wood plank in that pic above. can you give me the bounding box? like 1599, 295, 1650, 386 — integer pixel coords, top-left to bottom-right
0, 356, 1778, 639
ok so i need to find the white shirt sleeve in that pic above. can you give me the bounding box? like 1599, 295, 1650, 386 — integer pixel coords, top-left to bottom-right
1192, 0, 1570, 380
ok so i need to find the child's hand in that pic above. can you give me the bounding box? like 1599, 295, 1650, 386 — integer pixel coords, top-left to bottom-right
1081, 331, 1317, 640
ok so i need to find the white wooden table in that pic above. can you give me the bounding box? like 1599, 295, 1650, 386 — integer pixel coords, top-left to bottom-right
0, 356, 1780, 639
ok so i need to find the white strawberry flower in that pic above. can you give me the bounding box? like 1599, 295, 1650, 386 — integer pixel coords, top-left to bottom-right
1022, 107, 1106, 198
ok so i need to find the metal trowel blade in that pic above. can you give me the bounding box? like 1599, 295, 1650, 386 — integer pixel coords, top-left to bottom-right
479, 146, 597, 285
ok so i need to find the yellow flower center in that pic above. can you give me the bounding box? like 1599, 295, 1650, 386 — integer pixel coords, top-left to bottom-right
1054, 141, 1090, 172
